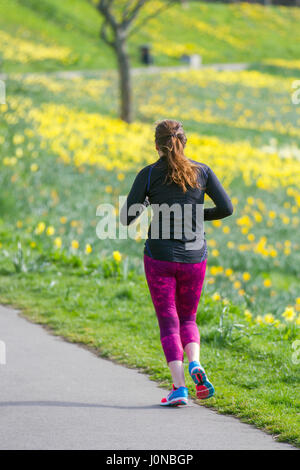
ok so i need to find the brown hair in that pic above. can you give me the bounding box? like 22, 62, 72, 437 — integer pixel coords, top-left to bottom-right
154, 119, 204, 193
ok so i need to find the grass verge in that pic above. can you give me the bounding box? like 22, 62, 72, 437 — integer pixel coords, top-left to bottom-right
0, 257, 299, 447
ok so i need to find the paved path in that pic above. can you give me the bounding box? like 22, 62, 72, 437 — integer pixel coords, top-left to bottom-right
0, 304, 295, 450
0, 63, 248, 81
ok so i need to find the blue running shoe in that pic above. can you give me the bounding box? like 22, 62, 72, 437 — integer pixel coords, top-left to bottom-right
189, 361, 215, 400
160, 384, 189, 406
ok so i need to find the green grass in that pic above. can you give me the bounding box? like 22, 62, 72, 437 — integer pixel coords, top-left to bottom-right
1, 4, 300, 446
0, 0, 300, 73
0, 250, 299, 447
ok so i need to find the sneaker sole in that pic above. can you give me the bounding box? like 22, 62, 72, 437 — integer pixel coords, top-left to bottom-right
196, 383, 215, 400
160, 398, 188, 407
190, 366, 207, 386
190, 366, 215, 400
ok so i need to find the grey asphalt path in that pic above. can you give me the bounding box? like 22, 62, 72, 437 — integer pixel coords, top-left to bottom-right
0, 304, 295, 450
0, 63, 248, 81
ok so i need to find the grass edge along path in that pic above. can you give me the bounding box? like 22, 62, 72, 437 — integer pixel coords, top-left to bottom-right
0, 268, 299, 448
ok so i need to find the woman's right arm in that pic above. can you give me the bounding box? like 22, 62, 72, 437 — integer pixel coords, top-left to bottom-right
120, 167, 149, 226
204, 166, 234, 221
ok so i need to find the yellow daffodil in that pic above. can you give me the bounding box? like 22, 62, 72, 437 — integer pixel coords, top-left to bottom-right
85, 243, 92, 254
244, 309, 252, 321
282, 306, 296, 322
212, 292, 221, 301
212, 220, 222, 227
30, 163, 39, 172
264, 313, 275, 324
35, 221, 46, 235
54, 237, 62, 249
113, 250, 122, 262
210, 266, 220, 276
71, 240, 79, 250
46, 226, 55, 236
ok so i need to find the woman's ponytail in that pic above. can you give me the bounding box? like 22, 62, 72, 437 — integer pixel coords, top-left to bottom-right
155, 119, 204, 193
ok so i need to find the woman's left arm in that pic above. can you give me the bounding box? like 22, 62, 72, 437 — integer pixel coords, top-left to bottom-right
120, 167, 149, 226
204, 166, 234, 221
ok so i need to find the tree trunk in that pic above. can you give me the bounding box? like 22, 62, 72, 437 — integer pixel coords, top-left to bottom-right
115, 36, 132, 124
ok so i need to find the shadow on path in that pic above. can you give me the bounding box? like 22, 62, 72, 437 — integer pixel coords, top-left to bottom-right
0, 400, 194, 410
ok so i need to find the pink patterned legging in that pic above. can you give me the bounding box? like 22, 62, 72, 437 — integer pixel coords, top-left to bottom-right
143, 254, 207, 363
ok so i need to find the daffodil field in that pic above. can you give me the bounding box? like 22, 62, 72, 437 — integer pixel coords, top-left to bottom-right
1, 0, 300, 73
0, 0, 300, 447
1, 67, 300, 322
1, 63, 300, 443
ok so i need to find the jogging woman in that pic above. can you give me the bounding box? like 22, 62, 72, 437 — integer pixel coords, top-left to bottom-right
120, 119, 234, 406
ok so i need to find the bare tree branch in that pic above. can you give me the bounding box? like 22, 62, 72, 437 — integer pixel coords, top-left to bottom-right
121, 1, 138, 20
100, 19, 115, 48
91, 0, 196, 123
121, 0, 151, 29
97, 0, 119, 30
126, 0, 178, 38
